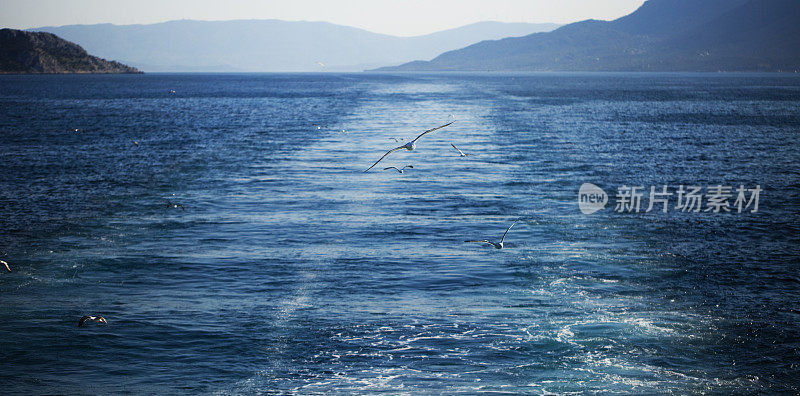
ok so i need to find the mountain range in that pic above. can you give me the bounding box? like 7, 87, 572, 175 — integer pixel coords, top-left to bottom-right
0, 29, 140, 74
31, 20, 561, 72
377, 0, 800, 72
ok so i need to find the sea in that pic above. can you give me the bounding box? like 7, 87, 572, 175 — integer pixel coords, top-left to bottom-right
1, 72, 799, 394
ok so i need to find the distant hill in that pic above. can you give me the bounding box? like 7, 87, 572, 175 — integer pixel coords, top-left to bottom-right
0, 28, 141, 74
31, 20, 561, 72
376, 0, 800, 72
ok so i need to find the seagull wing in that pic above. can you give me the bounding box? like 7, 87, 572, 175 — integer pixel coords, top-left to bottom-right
383, 167, 400, 172
1, 260, 9, 272
450, 143, 466, 156
500, 219, 519, 244
365, 146, 405, 172
411, 121, 454, 143
79, 316, 91, 327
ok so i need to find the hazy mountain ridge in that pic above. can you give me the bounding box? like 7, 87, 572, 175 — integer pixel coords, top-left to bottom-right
377, 0, 800, 72
0, 28, 141, 74
31, 20, 561, 72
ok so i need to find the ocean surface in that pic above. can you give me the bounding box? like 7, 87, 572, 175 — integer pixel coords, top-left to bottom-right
1, 73, 799, 394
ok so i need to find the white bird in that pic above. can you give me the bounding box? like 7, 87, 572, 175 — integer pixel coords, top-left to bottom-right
79, 315, 108, 327
317, 61, 326, 68
383, 165, 413, 174
364, 121, 454, 172
465, 219, 519, 249
133, 141, 139, 147
166, 201, 185, 210
451, 143, 471, 157
1, 260, 10, 272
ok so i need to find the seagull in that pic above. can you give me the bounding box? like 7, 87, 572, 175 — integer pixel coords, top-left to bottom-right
451, 143, 471, 157
133, 141, 139, 147
465, 219, 519, 249
73, 128, 80, 133
166, 201, 185, 210
1, 260, 9, 272
168, 90, 176, 94
364, 121, 454, 172
79, 315, 108, 327
317, 61, 326, 68
383, 165, 413, 174
313, 124, 322, 130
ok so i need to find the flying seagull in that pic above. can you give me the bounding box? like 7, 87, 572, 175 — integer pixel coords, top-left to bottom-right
166, 201, 185, 210
79, 315, 108, 327
451, 143, 471, 157
317, 61, 326, 68
364, 121, 454, 172
465, 219, 519, 249
1, 260, 9, 272
133, 141, 139, 147
383, 165, 414, 174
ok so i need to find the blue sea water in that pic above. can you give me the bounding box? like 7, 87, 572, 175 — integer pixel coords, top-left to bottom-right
1, 73, 799, 394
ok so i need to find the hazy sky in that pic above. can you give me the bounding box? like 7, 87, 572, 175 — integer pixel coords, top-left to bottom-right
1, 0, 645, 37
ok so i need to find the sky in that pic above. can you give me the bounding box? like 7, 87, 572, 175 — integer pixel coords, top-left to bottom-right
0, 0, 645, 37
